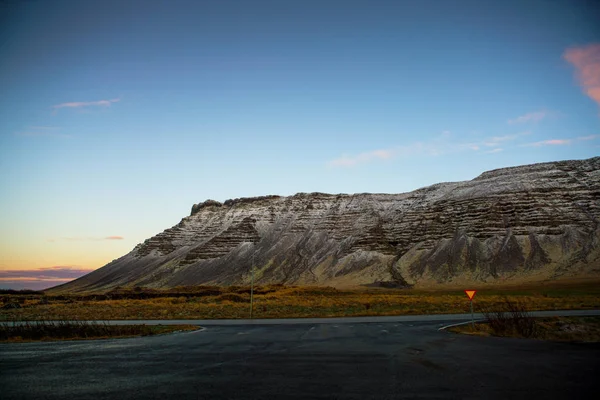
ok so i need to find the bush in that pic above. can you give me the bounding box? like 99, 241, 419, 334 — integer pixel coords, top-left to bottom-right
481, 297, 537, 338
171, 296, 187, 305
0, 320, 156, 341
216, 293, 247, 303
3, 321, 198, 341
1, 303, 21, 310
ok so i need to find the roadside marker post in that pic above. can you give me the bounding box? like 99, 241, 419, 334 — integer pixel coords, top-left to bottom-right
465, 290, 477, 329
250, 252, 255, 319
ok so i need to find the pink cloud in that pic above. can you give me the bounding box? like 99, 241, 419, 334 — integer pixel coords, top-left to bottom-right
564, 43, 600, 107
524, 139, 572, 147
53, 98, 120, 110
523, 135, 599, 147
327, 132, 507, 167
0, 267, 95, 291
57, 236, 125, 241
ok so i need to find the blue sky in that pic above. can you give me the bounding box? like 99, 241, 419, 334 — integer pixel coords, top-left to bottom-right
0, 0, 599, 289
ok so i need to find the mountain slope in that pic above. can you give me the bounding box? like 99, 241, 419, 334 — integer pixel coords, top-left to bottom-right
51, 157, 600, 293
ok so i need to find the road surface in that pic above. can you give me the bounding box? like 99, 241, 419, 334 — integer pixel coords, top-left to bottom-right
1, 312, 599, 399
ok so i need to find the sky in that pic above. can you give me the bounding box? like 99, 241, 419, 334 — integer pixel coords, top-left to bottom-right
1, 0, 599, 290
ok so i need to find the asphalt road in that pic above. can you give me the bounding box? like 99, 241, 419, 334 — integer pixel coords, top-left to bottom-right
2, 314, 600, 399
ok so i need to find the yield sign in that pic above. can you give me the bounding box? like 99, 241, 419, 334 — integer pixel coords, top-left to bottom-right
465, 290, 476, 300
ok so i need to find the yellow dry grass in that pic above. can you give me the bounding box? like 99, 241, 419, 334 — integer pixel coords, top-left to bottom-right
449, 316, 600, 342
1, 282, 599, 321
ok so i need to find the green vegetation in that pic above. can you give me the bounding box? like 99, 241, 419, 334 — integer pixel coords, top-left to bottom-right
0, 320, 198, 342
1, 282, 599, 321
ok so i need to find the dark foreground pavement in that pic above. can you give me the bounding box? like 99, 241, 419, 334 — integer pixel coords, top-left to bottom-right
1, 318, 599, 399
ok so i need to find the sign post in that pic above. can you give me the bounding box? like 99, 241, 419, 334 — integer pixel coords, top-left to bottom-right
250, 252, 255, 319
464, 290, 477, 329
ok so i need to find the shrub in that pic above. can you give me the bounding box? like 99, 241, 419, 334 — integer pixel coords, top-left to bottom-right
216, 293, 247, 303
481, 297, 537, 338
1, 302, 21, 310
170, 297, 187, 305
0, 320, 191, 341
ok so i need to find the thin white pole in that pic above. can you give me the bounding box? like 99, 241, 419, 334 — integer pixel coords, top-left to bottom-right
470, 300, 474, 329
250, 252, 254, 319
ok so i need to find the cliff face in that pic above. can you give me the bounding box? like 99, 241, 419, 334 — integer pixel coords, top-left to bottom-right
53, 157, 600, 292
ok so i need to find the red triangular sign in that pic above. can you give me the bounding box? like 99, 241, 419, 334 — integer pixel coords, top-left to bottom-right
465, 290, 476, 300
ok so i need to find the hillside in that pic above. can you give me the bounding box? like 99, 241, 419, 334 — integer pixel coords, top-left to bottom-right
50, 157, 600, 293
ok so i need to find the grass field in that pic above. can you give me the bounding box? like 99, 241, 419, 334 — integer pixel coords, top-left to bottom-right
1, 282, 599, 321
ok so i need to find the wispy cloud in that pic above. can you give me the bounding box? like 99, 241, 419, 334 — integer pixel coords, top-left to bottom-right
17, 131, 71, 138
28, 126, 60, 130
483, 148, 503, 154
508, 110, 551, 124
521, 135, 599, 147
53, 98, 120, 110
16, 126, 69, 138
483, 134, 520, 147
577, 134, 600, 141
0, 266, 95, 291
523, 139, 572, 147
49, 236, 125, 242
328, 149, 394, 167
327, 130, 596, 168
328, 133, 473, 167
464, 131, 528, 151
564, 43, 600, 108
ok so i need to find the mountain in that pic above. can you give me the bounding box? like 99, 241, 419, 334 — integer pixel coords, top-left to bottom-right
51, 157, 600, 293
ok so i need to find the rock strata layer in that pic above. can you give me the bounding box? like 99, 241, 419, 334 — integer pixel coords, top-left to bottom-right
52, 157, 600, 292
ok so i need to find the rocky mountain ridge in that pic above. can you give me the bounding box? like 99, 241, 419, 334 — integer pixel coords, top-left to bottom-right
52, 157, 600, 292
